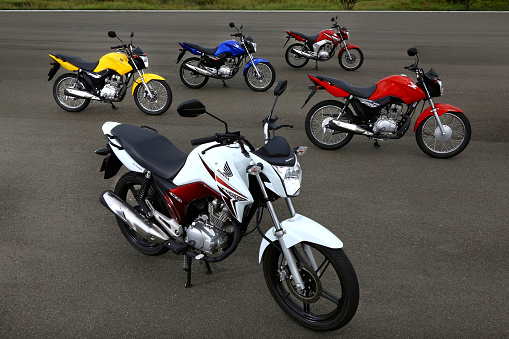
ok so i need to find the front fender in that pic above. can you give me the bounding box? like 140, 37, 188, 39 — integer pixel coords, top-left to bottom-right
338, 44, 360, 55
258, 214, 343, 263
243, 58, 270, 75
131, 74, 165, 95
414, 103, 464, 131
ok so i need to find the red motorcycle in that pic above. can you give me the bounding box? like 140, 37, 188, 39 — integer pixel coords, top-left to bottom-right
302, 47, 471, 159
284, 16, 363, 71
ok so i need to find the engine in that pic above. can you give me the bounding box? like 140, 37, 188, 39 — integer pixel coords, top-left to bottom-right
184, 199, 233, 254
373, 104, 402, 135
218, 58, 236, 78
100, 74, 122, 100
313, 41, 333, 60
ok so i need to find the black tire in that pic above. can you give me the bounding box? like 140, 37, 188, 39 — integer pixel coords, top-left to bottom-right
244, 62, 276, 92
262, 242, 359, 331
338, 48, 363, 71
52, 73, 90, 112
285, 43, 310, 68
113, 172, 169, 256
305, 100, 354, 150
180, 57, 209, 89
133, 79, 172, 115
415, 111, 471, 158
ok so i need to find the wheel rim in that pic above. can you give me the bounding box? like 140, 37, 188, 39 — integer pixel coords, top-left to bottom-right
182, 60, 207, 86
274, 244, 345, 321
136, 81, 169, 113
247, 63, 272, 89
288, 46, 308, 67
56, 77, 87, 109
421, 113, 467, 154
341, 49, 361, 69
309, 105, 350, 145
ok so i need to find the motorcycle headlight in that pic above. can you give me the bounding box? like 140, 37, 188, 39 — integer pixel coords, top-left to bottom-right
273, 159, 302, 197
139, 55, 149, 68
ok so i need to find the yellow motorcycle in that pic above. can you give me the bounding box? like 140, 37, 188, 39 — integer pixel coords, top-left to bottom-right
48, 31, 172, 115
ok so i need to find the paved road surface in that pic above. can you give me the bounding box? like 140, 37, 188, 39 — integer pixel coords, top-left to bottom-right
0, 11, 508, 338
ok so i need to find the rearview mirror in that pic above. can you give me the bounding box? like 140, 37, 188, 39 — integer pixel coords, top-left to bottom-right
407, 47, 418, 57
274, 79, 287, 96
229, 22, 235, 28
177, 99, 206, 118
108, 31, 117, 38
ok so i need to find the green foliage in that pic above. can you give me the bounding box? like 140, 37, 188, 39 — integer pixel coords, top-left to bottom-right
0, 0, 506, 10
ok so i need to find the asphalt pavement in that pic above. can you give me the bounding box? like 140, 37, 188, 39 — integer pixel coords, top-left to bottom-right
0, 10, 508, 338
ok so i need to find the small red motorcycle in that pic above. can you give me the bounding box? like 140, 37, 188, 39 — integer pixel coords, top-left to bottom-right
302, 47, 471, 159
283, 16, 363, 71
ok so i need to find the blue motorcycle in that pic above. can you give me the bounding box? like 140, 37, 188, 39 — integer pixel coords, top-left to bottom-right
176, 22, 276, 92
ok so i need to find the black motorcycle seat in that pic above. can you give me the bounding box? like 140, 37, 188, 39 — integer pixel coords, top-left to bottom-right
55, 53, 99, 71
289, 31, 319, 42
317, 75, 377, 98
111, 124, 188, 180
253, 136, 296, 166
182, 42, 218, 56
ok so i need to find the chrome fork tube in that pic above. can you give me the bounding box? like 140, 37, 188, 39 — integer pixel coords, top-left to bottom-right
254, 173, 305, 290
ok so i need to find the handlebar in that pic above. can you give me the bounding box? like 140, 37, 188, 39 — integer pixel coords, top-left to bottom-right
191, 134, 219, 146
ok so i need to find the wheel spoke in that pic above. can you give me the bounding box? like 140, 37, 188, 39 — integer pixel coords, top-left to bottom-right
321, 288, 341, 305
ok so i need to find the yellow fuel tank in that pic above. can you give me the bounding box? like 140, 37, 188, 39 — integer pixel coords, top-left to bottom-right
94, 53, 133, 75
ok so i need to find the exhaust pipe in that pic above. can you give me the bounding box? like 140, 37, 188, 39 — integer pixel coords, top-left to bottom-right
183, 63, 216, 77
328, 120, 374, 136
291, 48, 316, 59
100, 190, 170, 244
64, 88, 101, 101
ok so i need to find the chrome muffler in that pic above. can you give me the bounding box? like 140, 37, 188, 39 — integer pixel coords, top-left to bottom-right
328, 120, 374, 136
291, 48, 316, 59
183, 63, 216, 77
64, 88, 101, 101
100, 190, 170, 244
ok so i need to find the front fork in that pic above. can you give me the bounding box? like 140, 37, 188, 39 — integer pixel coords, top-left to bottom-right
252, 170, 307, 292
136, 69, 155, 100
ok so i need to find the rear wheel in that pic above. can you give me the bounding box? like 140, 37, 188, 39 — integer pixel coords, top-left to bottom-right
339, 48, 363, 71
263, 242, 359, 331
244, 62, 275, 92
305, 100, 354, 150
114, 172, 169, 256
180, 57, 209, 89
415, 112, 471, 158
285, 43, 310, 68
52, 73, 90, 112
133, 79, 172, 115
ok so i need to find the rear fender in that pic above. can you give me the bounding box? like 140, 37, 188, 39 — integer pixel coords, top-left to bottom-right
414, 103, 464, 131
49, 54, 79, 71
243, 58, 270, 75
178, 43, 201, 56
285, 31, 306, 42
258, 214, 343, 263
307, 74, 350, 98
338, 44, 360, 55
131, 73, 165, 95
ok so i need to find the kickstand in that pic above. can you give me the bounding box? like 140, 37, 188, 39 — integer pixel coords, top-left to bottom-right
110, 102, 117, 109
314, 60, 318, 70
222, 80, 228, 87
184, 255, 193, 288
374, 139, 381, 147
183, 255, 213, 288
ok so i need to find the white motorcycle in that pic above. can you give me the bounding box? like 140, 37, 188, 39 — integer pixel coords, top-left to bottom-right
95, 80, 359, 331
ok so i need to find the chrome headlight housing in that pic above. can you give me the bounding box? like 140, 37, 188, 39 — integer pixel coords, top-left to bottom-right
273, 158, 302, 197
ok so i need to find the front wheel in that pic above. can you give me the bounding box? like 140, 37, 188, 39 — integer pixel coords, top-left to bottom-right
263, 242, 359, 331
113, 172, 169, 256
339, 48, 363, 71
305, 100, 354, 150
53, 73, 90, 112
415, 112, 471, 158
244, 62, 275, 92
133, 79, 172, 115
285, 43, 310, 68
